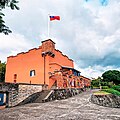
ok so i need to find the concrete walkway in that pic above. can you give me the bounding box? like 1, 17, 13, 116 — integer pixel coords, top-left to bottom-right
0, 90, 120, 120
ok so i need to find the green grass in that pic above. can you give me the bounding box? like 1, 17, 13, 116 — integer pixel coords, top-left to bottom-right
92, 84, 120, 96
92, 86, 100, 89
112, 85, 120, 92
93, 91, 110, 95
102, 88, 120, 96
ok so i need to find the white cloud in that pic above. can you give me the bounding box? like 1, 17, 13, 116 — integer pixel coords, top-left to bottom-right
0, 33, 33, 62
1, 0, 120, 78
75, 63, 120, 78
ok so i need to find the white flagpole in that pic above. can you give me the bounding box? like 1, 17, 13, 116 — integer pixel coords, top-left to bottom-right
48, 14, 50, 38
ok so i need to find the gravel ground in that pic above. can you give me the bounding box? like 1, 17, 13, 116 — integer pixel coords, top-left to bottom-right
0, 90, 120, 120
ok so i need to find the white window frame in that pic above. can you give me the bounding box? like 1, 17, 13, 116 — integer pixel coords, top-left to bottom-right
30, 70, 36, 77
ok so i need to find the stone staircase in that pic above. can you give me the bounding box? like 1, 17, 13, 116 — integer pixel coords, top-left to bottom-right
17, 90, 54, 106
15, 88, 84, 106
34, 90, 54, 103
35, 88, 84, 103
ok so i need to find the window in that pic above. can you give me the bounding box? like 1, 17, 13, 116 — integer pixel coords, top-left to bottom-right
78, 73, 80, 76
13, 74, 17, 83
14, 74, 17, 79
30, 70, 36, 77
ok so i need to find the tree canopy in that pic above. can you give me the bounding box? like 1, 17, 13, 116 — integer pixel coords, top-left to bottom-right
0, 0, 19, 35
102, 70, 120, 85
0, 62, 6, 82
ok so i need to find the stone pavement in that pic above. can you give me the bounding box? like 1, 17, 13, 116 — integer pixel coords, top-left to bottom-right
0, 90, 120, 120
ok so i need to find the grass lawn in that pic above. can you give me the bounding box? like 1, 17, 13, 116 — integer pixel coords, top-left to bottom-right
103, 88, 120, 96
93, 90, 111, 95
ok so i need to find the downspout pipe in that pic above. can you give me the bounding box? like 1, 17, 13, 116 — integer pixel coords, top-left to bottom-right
44, 54, 46, 85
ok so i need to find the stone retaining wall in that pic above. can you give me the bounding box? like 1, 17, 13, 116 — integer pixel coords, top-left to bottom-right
8, 84, 42, 107
42, 88, 84, 102
90, 94, 120, 108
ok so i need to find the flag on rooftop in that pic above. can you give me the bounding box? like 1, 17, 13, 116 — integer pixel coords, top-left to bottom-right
49, 16, 60, 21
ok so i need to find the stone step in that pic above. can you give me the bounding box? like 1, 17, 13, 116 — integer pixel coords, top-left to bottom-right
34, 90, 52, 103
42, 90, 54, 102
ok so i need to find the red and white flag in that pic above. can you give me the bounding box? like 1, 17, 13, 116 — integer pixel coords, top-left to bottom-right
49, 16, 60, 21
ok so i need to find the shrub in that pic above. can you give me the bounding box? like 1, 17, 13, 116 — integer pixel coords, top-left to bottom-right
108, 82, 114, 88
102, 86, 109, 89
101, 82, 108, 86
101, 82, 113, 88
91, 80, 99, 87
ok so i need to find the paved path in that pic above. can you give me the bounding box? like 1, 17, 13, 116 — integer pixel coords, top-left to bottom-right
0, 90, 120, 120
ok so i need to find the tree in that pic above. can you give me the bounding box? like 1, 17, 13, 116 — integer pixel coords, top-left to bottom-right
0, 62, 6, 82
102, 70, 120, 85
0, 0, 19, 35
91, 77, 101, 88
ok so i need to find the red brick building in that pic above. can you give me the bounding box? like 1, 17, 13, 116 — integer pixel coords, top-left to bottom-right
5, 39, 90, 89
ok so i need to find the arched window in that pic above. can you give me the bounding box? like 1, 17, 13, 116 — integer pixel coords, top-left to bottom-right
30, 70, 36, 77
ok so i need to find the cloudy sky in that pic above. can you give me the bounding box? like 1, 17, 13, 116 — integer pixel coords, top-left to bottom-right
0, 0, 120, 78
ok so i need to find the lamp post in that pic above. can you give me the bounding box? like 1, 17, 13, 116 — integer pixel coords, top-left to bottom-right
99, 77, 103, 90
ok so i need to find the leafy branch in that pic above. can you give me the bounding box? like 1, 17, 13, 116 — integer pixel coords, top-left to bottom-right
0, 0, 19, 35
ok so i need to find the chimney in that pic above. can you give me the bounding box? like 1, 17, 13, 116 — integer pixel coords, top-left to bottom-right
41, 39, 55, 57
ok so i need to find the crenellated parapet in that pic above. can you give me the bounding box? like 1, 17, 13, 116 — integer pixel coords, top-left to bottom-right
7, 47, 41, 59
55, 49, 73, 62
